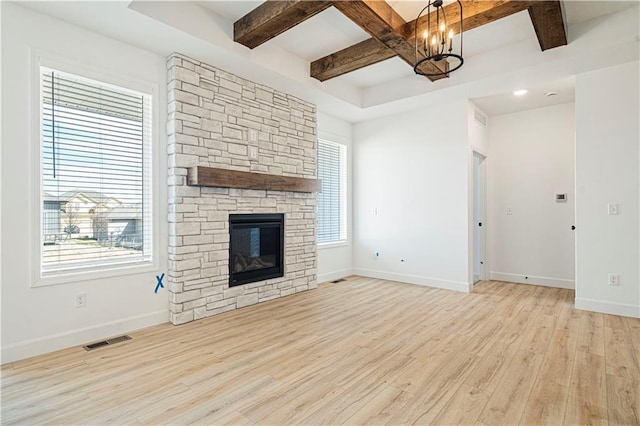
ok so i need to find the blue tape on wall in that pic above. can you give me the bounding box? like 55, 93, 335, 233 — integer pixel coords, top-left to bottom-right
154, 273, 165, 294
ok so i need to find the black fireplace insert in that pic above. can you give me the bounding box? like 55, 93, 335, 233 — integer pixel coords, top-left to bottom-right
229, 213, 284, 287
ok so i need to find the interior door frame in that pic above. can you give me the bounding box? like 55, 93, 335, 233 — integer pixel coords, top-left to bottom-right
472, 150, 488, 284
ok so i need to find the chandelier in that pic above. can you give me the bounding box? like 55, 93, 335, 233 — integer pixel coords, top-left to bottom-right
414, 0, 464, 77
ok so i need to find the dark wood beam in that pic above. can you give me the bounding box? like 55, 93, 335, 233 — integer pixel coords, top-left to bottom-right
528, 1, 567, 51
312, 0, 537, 82
310, 38, 396, 82
332, 0, 447, 81
234, 1, 332, 49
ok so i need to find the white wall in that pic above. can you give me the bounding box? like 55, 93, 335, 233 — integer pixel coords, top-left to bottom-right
352, 100, 471, 292
575, 61, 640, 318
1, 3, 168, 362
317, 112, 353, 283
488, 103, 576, 289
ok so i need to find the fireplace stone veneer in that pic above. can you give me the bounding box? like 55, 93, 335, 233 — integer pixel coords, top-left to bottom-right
167, 53, 318, 325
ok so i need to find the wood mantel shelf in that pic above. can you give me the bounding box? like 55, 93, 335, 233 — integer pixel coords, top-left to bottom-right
187, 166, 322, 193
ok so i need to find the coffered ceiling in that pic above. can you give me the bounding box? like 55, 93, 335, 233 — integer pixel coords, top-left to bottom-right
231, 1, 566, 83
18, 0, 640, 120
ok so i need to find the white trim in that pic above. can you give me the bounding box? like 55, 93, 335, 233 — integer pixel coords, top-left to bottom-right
317, 240, 349, 250
318, 268, 353, 284
353, 268, 471, 293
318, 129, 350, 146
490, 271, 575, 289
575, 298, 640, 319
1, 309, 168, 364
30, 49, 162, 287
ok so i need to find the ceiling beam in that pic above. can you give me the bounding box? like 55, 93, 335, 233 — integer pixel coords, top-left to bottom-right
528, 1, 567, 51
311, 0, 541, 82
332, 0, 447, 81
234, 1, 332, 49
310, 38, 397, 83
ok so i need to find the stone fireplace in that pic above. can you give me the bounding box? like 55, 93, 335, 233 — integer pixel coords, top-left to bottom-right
167, 53, 318, 325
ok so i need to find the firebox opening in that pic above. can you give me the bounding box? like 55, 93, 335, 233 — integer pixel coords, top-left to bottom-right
229, 213, 284, 287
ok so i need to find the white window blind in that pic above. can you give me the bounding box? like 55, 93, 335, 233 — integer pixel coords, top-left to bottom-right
317, 140, 347, 243
40, 67, 152, 275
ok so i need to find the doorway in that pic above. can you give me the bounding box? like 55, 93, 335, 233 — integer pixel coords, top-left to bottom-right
473, 152, 486, 284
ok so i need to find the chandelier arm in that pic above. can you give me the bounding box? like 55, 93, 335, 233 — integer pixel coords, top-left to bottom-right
458, 0, 463, 58
414, 4, 431, 66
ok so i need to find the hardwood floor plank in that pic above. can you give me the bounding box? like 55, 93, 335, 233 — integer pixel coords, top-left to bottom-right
577, 311, 606, 356
386, 350, 479, 425
564, 351, 608, 425
1, 277, 637, 425
605, 325, 640, 380
520, 381, 569, 425
538, 330, 578, 387
521, 313, 557, 353
606, 374, 640, 425
341, 384, 411, 425
477, 349, 544, 425
430, 384, 489, 425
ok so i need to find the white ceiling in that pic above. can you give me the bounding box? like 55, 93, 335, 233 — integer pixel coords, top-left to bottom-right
17, 1, 640, 121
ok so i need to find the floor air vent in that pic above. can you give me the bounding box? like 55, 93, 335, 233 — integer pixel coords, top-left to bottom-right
83, 335, 131, 351
330, 278, 347, 283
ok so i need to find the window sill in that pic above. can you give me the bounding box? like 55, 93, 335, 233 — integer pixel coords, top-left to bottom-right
33, 260, 157, 287
317, 240, 349, 250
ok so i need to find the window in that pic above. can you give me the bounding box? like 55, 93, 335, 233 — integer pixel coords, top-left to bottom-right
317, 139, 347, 244
39, 67, 152, 278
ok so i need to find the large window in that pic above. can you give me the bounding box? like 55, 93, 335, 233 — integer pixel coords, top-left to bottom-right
39, 67, 152, 277
317, 139, 347, 244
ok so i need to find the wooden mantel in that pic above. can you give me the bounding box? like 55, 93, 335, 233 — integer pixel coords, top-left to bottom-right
187, 166, 322, 193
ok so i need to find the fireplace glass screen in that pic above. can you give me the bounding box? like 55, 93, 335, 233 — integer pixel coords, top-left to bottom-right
229, 214, 284, 286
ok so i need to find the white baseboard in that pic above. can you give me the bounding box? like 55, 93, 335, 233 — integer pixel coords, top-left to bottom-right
490, 271, 574, 289
1, 309, 168, 364
353, 268, 471, 293
575, 298, 640, 319
318, 268, 354, 284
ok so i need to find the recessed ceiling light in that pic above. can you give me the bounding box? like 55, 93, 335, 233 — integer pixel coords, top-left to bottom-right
513, 89, 528, 96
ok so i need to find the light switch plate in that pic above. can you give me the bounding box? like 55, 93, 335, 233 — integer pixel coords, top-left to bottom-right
608, 203, 619, 215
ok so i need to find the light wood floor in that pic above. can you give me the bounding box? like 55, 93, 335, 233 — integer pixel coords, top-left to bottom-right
2, 277, 639, 425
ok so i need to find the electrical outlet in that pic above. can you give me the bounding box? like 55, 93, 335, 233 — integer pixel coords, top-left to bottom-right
506, 208, 513, 215
608, 274, 620, 286
75, 293, 87, 308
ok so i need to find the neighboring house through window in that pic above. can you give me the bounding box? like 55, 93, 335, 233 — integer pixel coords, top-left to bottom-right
317, 139, 347, 244
39, 67, 153, 279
